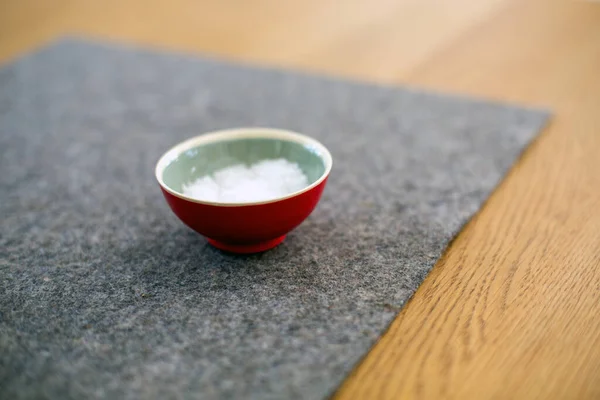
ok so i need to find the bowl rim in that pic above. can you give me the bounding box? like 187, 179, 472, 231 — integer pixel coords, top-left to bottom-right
155, 127, 333, 207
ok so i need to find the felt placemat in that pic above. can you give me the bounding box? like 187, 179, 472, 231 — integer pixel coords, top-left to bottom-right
0, 38, 549, 400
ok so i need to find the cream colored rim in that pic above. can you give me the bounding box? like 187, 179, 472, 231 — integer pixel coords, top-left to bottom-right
155, 127, 333, 207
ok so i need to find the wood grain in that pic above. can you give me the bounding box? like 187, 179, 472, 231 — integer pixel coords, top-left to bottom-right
1, 0, 599, 399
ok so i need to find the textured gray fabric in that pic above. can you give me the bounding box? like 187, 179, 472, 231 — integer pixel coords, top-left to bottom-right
0, 38, 549, 400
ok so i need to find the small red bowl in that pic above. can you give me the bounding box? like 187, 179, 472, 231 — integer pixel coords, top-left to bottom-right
155, 128, 333, 253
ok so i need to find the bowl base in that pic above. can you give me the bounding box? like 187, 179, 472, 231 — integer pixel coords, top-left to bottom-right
207, 235, 286, 254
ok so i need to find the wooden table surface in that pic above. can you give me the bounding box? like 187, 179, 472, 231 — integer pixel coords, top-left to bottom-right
2, 0, 599, 399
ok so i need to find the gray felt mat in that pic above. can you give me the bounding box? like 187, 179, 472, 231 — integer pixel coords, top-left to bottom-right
0, 38, 549, 400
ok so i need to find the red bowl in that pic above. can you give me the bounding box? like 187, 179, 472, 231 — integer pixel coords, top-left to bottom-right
155, 128, 333, 253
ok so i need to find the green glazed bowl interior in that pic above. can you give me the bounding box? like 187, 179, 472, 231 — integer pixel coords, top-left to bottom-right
160, 132, 329, 197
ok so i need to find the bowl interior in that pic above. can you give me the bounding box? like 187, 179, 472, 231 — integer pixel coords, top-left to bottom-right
161, 137, 328, 195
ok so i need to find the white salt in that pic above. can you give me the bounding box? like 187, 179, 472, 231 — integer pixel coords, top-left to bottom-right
182, 158, 310, 203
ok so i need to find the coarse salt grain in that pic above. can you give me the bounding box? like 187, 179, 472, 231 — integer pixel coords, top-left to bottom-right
182, 158, 310, 203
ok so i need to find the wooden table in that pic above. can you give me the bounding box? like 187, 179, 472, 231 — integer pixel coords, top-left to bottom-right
2, 1, 599, 398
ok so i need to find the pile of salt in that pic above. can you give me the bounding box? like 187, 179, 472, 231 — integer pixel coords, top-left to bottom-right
182, 158, 309, 203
